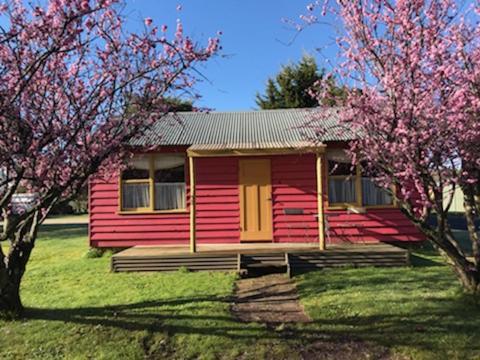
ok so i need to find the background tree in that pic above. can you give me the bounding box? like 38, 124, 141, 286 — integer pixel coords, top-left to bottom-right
126, 95, 194, 114
0, 0, 219, 317
303, 1, 480, 294
255, 55, 345, 109
163, 97, 194, 111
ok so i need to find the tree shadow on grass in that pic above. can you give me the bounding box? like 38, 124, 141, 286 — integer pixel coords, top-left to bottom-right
23, 280, 480, 357
25, 295, 272, 340
37, 224, 88, 240
299, 268, 459, 296
410, 253, 444, 267
295, 268, 480, 356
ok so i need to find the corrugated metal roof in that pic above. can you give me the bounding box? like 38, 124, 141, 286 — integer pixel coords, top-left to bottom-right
130, 107, 355, 148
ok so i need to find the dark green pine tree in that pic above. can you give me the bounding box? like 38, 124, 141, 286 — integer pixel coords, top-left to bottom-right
163, 96, 194, 111
255, 55, 345, 109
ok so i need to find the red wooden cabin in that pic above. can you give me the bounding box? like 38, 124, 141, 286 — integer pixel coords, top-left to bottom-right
89, 108, 424, 252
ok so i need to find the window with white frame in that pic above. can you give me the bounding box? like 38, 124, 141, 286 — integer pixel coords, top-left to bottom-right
121, 154, 186, 212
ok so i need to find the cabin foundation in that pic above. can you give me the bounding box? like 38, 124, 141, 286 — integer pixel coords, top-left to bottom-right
111, 243, 409, 275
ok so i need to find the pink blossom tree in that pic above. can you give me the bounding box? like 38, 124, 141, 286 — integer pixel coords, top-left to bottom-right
304, 0, 480, 294
0, 0, 219, 317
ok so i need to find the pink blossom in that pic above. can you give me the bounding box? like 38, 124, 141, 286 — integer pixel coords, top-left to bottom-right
0, 0, 220, 300
305, 0, 480, 287
80, 0, 90, 11
144, 17, 152, 26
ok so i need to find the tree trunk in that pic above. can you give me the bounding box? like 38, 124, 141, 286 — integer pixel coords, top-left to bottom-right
0, 269, 23, 318
453, 265, 480, 296
438, 231, 480, 296
0, 240, 34, 319
416, 212, 480, 297
463, 187, 480, 266
464, 274, 480, 295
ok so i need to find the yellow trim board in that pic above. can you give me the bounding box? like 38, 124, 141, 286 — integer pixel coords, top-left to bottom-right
118, 209, 188, 215
189, 156, 196, 253
187, 146, 325, 158
316, 154, 325, 250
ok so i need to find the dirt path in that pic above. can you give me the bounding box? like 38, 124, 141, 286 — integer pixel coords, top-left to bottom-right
231, 274, 397, 359
231, 274, 311, 324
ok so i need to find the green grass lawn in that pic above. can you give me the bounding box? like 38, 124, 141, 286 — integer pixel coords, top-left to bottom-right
0, 225, 479, 359
297, 258, 480, 360
43, 213, 89, 224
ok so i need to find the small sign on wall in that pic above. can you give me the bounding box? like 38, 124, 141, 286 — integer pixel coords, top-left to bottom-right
283, 208, 304, 215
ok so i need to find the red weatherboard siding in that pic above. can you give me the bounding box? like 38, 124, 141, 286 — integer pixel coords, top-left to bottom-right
195, 157, 240, 244
89, 170, 191, 248
89, 156, 241, 247
194, 154, 321, 244
271, 154, 319, 243
89, 149, 424, 248
325, 208, 425, 244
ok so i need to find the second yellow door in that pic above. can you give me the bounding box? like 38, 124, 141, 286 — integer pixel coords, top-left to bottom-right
239, 159, 273, 242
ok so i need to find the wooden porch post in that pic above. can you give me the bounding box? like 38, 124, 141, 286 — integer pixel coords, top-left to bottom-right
316, 153, 326, 250
189, 156, 196, 253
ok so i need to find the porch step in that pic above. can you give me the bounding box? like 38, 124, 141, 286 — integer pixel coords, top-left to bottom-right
111, 254, 238, 272
239, 253, 290, 276
241, 253, 286, 264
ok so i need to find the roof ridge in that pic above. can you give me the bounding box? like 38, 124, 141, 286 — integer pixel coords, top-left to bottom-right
174, 106, 339, 115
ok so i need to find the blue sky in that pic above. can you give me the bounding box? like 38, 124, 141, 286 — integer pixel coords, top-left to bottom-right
125, 0, 338, 111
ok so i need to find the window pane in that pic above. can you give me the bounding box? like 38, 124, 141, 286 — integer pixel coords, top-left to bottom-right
154, 154, 185, 170
122, 156, 150, 180
361, 178, 393, 206
328, 160, 355, 176
153, 154, 186, 210
329, 177, 357, 203
154, 183, 186, 210
122, 183, 150, 209
154, 165, 185, 183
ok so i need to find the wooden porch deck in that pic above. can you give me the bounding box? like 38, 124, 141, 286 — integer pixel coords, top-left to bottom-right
112, 243, 410, 274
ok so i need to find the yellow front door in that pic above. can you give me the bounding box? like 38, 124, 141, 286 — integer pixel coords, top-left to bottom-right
239, 159, 273, 242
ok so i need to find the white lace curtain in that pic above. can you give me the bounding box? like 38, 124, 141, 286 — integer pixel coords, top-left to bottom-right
326, 149, 392, 206
362, 178, 392, 206
328, 178, 356, 203
327, 149, 356, 204
154, 183, 186, 210
122, 182, 186, 210
122, 154, 186, 210
122, 183, 150, 209
154, 154, 185, 210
